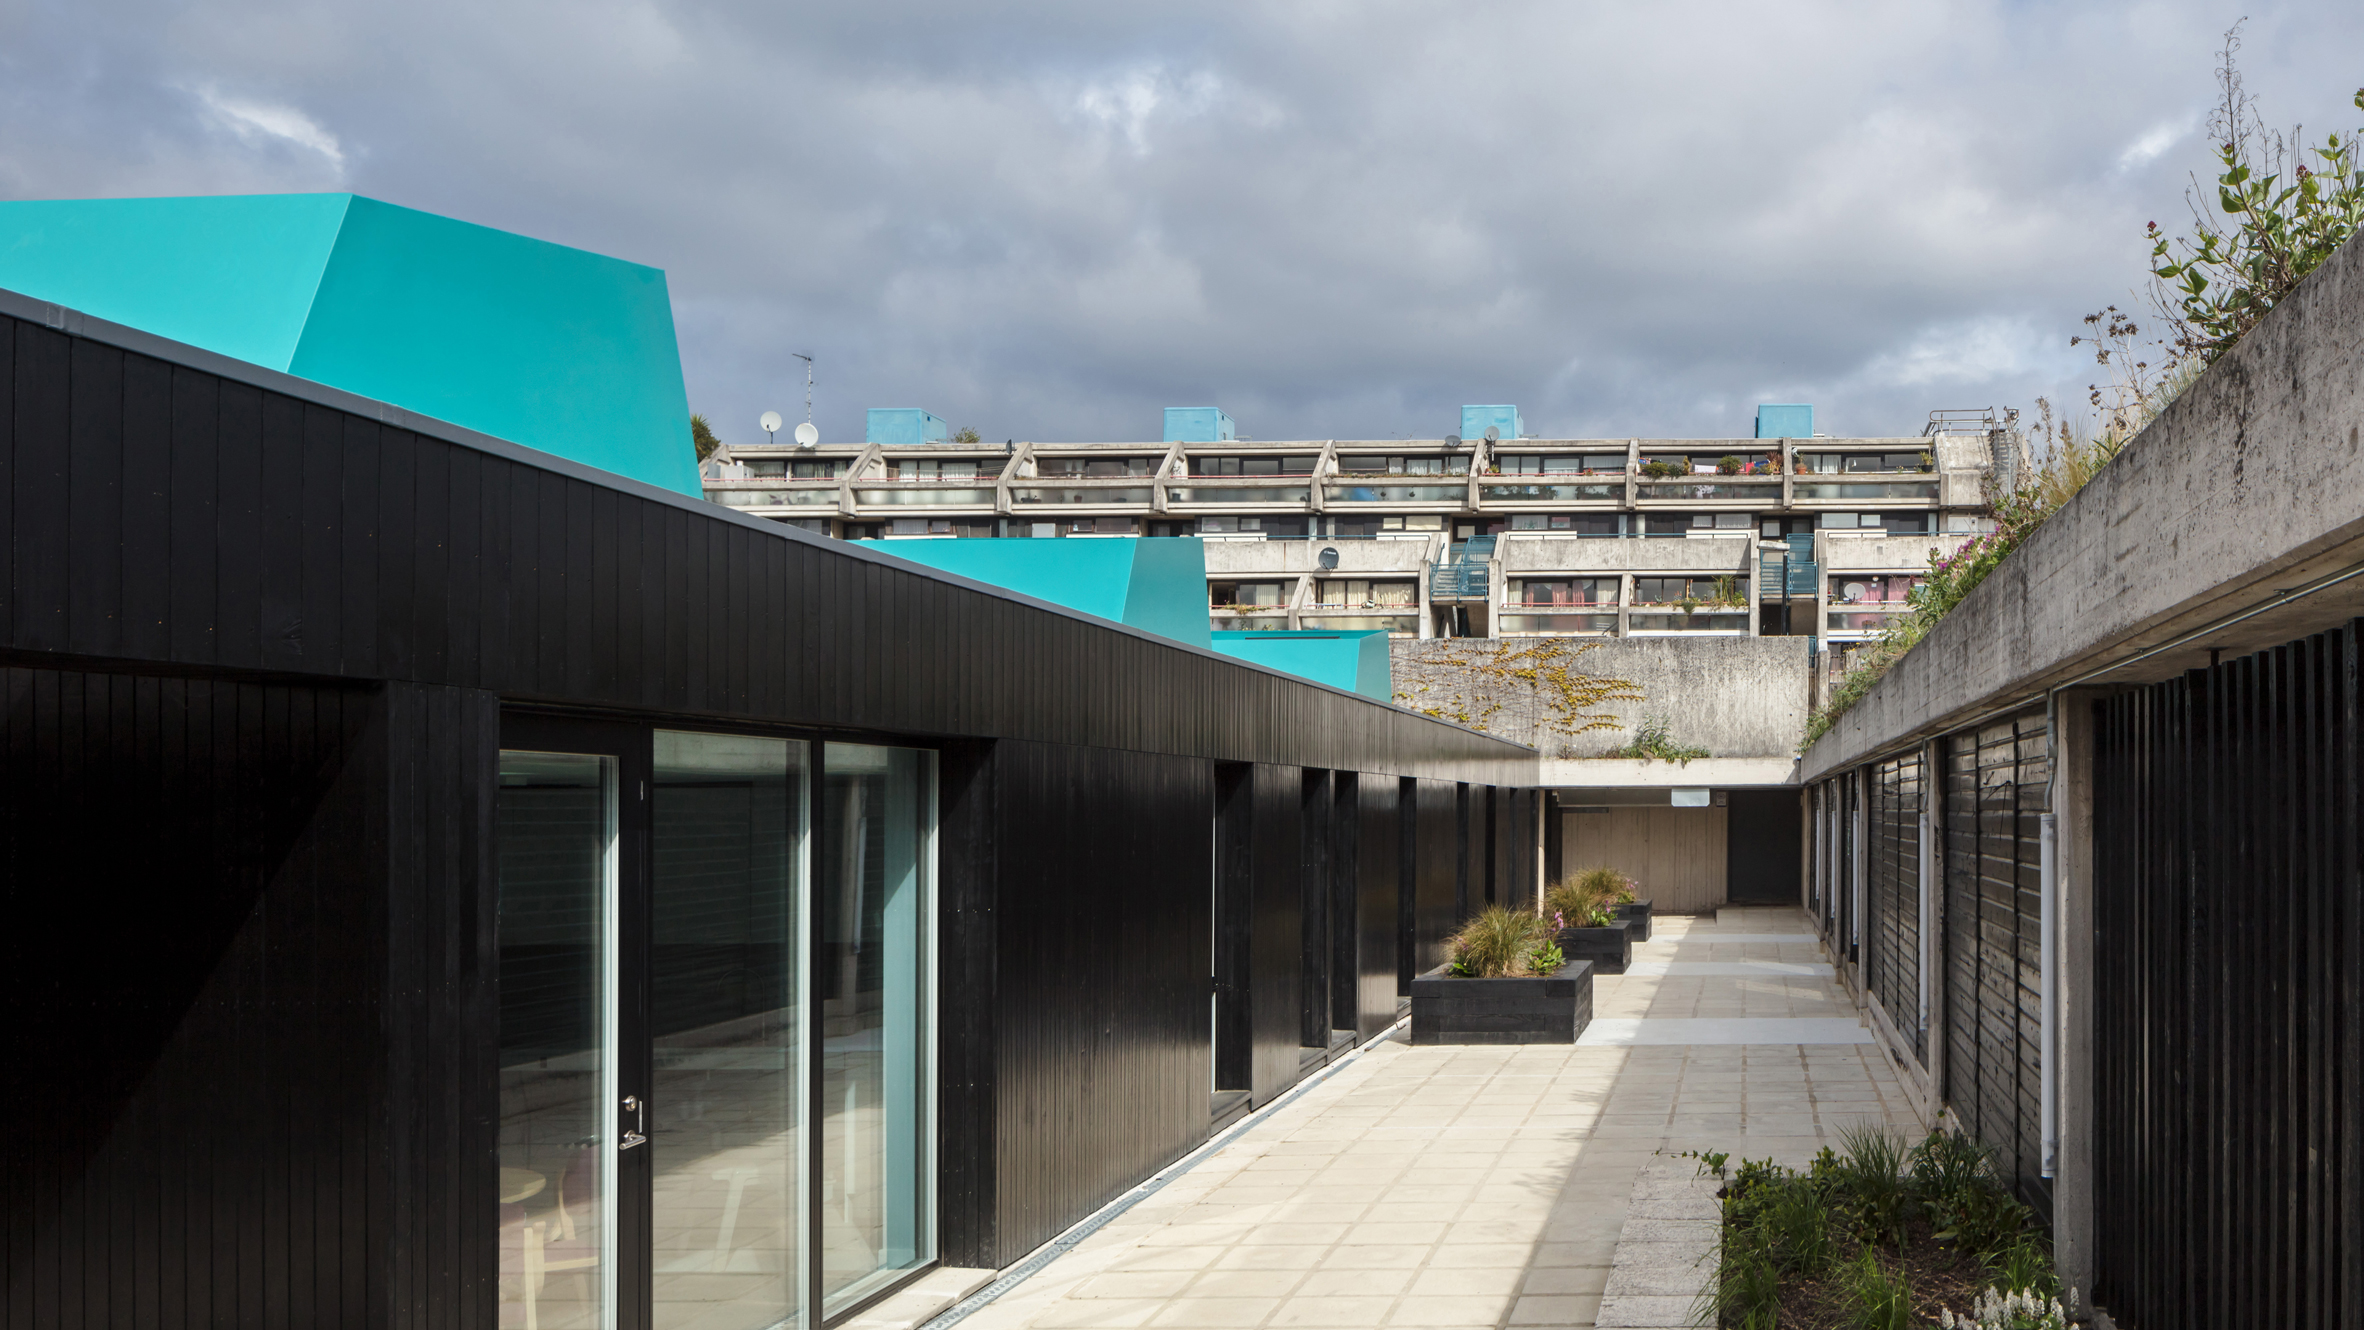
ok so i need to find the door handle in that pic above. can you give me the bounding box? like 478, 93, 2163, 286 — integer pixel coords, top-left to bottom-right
620, 1095, 648, 1151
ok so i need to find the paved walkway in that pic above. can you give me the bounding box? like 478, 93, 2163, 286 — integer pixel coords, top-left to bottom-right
953, 907, 1924, 1330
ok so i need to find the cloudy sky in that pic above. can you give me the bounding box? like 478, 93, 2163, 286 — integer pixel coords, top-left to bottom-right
3, 2, 2359, 447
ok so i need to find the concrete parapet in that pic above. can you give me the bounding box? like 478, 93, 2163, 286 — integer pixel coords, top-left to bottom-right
1803, 228, 2364, 780
1393, 636, 1808, 759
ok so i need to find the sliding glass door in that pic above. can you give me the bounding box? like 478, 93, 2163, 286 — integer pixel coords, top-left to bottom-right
651, 732, 810, 1330
495, 722, 932, 1330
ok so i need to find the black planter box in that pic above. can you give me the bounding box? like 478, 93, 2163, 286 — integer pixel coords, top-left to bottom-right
1557, 925, 1631, 976
1615, 899, 1653, 943
1409, 963, 1594, 1045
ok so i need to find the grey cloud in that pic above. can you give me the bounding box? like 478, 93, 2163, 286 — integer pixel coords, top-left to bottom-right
3, 1, 2360, 448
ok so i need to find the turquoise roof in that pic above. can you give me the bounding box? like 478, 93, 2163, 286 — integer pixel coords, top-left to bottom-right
864, 537, 1214, 649
1209, 630, 1394, 700
0, 193, 699, 495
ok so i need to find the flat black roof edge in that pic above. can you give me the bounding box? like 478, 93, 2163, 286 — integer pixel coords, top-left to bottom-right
0, 284, 1529, 756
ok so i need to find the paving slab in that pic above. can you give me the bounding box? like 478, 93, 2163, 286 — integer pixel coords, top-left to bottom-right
938, 908, 1919, 1330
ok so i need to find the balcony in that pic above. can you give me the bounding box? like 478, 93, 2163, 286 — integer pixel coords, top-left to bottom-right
1634, 478, 1782, 502
1208, 614, 1289, 631
1792, 480, 1940, 501
1478, 480, 1621, 503
1297, 612, 1419, 634
710, 486, 842, 508
854, 486, 997, 507
1167, 484, 1312, 505
1827, 604, 1910, 634
1625, 606, 1749, 635
1498, 609, 1617, 635
1010, 485, 1155, 505
1323, 482, 1467, 504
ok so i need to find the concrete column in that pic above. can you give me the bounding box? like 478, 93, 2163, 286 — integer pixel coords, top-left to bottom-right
1615, 573, 1633, 638
2051, 688, 2103, 1308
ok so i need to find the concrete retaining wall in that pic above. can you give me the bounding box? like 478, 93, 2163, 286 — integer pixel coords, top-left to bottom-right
1394, 635, 1809, 759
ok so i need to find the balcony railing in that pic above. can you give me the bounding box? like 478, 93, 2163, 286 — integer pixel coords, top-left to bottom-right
1793, 480, 1940, 501
1323, 483, 1467, 504
1209, 615, 1290, 631
1010, 485, 1155, 505
855, 487, 997, 506
711, 488, 842, 507
1166, 485, 1311, 505
1626, 608, 1750, 634
1498, 611, 1618, 635
1296, 612, 1419, 633
1479, 480, 1621, 502
1828, 604, 1911, 632
1635, 478, 1782, 501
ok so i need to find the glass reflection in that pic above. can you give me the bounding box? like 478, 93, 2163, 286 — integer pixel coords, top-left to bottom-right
819, 745, 935, 1315
496, 751, 617, 1330
650, 732, 809, 1330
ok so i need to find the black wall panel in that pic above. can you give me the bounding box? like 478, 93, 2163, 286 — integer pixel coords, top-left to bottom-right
1249, 763, 1304, 1104
1866, 755, 1923, 1062
987, 740, 1214, 1265
1726, 789, 1802, 906
1412, 778, 1461, 979
0, 669, 497, 1330
1327, 774, 1360, 1036
0, 312, 1529, 788
2093, 629, 2364, 1330
0, 300, 1540, 1312
1358, 778, 1404, 1024
1942, 712, 2048, 1213
1298, 770, 1332, 1049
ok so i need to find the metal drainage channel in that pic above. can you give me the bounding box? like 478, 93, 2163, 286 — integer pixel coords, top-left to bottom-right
917, 1019, 1411, 1329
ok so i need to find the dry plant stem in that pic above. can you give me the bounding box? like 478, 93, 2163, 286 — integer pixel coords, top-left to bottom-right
1395, 638, 1641, 739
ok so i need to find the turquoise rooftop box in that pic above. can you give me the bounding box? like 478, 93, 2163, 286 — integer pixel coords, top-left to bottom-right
868, 408, 947, 446
1209, 630, 1393, 701
1460, 405, 1522, 441
1163, 407, 1235, 443
1756, 404, 1815, 439
0, 193, 701, 494
865, 536, 1213, 649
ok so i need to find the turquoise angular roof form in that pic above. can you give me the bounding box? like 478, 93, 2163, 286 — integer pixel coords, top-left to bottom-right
1209, 630, 1394, 701
864, 536, 1215, 650
0, 193, 700, 494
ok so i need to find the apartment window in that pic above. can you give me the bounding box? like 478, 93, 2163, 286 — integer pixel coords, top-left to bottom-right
1818, 511, 1931, 533
1499, 454, 1627, 475
1332, 455, 1468, 476
1211, 581, 1291, 609
1799, 452, 1933, 474
1190, 455, 1319, 476
889, 518, 954, 535
1511, 578, 1616, 607
1688, 513, 1753, 530
793, 459, 846, 479
1313, 579, 1416, 608
1037, 456, 1153, 477
1329, 514, 1444, 536
743, 458, 788, 477
887, 459, 979, 480
1633, 575, 1748, 605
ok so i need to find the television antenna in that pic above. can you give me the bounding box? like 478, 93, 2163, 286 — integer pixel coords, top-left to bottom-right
791, 352, 814, 425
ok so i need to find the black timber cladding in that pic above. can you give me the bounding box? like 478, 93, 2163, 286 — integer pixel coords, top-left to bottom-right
0, 296, 1536, 1315
2094, 629, 2364, 1330
0, 298, 1530, 786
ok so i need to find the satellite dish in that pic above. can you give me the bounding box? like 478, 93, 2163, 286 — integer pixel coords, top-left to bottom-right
1444, 434, 1462, 448
794, 421, 819, 447
1483, 426, 1500, 443
760, 411, 783, 436
1317, 546, 1340, 571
